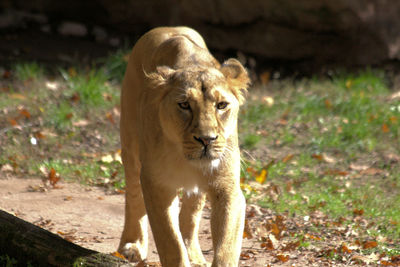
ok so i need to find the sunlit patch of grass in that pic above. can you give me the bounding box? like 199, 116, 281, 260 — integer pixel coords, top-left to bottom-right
13, 62, 45, 81
101, 48, 130, 81
242, 134, 261, 149
240, 69, 400, 250
60, 68, 116, 107
48, 101, 74, 130
0, 60, 122, 189
38, 159, 124, 187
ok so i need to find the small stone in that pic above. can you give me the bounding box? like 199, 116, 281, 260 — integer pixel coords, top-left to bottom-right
58, 21, 87, 37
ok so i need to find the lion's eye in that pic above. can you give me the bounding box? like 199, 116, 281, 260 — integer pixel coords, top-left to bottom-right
178, 102, 190, 110
216, 102, 229, 110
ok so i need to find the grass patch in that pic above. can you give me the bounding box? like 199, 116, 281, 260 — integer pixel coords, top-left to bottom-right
13, 62, 45, 81
1, 54, 400, 264
0, 59, 124, 191
240, 69, 400, 258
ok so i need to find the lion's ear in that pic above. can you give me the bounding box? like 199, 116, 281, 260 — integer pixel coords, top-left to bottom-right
155, 66, 175, 79
144, 65, 175, 87
220, 59, 250, 105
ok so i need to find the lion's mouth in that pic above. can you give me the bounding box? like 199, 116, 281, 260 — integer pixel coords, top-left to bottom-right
184, 146, 221, 161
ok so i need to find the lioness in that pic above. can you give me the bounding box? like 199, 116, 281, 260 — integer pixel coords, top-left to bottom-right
118, 26, 249, 267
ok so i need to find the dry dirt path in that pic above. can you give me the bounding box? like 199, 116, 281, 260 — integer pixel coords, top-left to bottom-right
0, 175, 288, 266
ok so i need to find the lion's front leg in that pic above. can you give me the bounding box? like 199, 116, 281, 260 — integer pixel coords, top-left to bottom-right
141, 175, 191, 267
179, 192, 208, 266
208, 182, 246, 267
118, 150, 148, 262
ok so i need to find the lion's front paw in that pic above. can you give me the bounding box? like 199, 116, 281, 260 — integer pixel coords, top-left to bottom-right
191, 262, 210, 267
118, 242, 147, 262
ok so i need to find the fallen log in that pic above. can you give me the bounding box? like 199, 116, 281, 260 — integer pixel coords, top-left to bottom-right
0, 210, 131, 266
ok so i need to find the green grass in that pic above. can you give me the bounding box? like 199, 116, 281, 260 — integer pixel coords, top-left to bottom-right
13, 62, 45, 81
0, 56, 124, 188
1, 54, 400, 264
239, 69, 400, 255
0, 255, 18, 267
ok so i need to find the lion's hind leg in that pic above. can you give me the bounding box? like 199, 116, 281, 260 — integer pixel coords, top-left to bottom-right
179, 191, 208, 266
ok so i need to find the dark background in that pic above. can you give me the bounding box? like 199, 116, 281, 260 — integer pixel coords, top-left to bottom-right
1, 0, 400, 75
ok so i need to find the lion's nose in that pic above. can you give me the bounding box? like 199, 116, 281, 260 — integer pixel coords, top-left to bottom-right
193, 135, 218, 146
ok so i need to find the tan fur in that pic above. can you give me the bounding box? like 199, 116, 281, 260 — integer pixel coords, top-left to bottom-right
118, 26, 249, 267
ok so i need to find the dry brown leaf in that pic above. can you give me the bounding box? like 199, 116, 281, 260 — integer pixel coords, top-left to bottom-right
282, 154, 294, 163
382, 123, 390, 133
363, 240, 378, 249
353, 209, 364, 216
260, 237, 274, 250
324, 99, 333, 109
8, 118, 18, 126
340, 243, 352, 253
106, 112, 115, 124
19, 108, 31, 119
276, 254, 289, 263
9, 93, 26, 100
324, 169, 349, 176
259, 71, 270, 85
360, 168, 385, 176
243, 219, 253, 239
111, 251, 127, 260
48, 168, 61, 188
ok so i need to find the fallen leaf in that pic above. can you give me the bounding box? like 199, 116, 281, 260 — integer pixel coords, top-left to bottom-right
324, 99, 333, 109
111, 251, 126, 260
312, 154, 324, 161
276, 254, 289, 263
353, 209, 364, 216
9, 93, 26, 100
363, 240, 378, 249
3, 70, 11, 79
68, 67, 77, 77
390, 116, 398, 123
8, 118, 18, 126
282, 241, 300, 251
48, 168, 61, 188
305, 234, 321, 241
45, 81, 59, 90
382, 123, 390, 133
255, 169, 267, 184
324, 169, 349, 176
340, 243, 352, 253
73, 119, 89, 127
282, 154, 294, 163
1, 163, 14, 172
101, 154, 114, 163
34, 131, 46, 139
351, 253, 379, 264
19, 108, 31, 119
260, 237, 274, 250
262, 96, 274, 107
70, 92, 80, 103
243, 219, 253, 239
259, 71, 271, 85
65, 113, 73, 120
106, 112, 115, 124
390, 91, 400, 100
346, 79, 353, 89
349, 163, 370, 171
360, 168, 385, 176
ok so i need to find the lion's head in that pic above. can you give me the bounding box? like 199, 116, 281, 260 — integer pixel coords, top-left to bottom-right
146, 59, 249, 170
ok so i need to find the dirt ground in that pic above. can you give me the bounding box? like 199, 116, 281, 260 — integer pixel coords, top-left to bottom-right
0, 174, 296, 267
